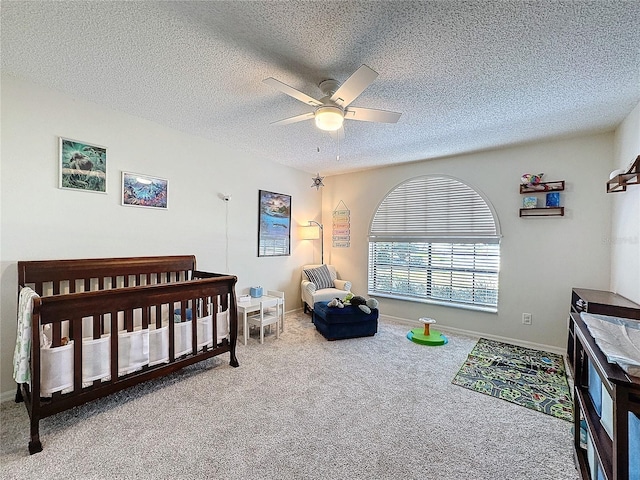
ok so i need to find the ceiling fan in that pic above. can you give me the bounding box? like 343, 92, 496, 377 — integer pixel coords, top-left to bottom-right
263, 64, 402, 132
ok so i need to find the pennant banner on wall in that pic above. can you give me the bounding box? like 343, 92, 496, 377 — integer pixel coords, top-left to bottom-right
332, 201, 350, 248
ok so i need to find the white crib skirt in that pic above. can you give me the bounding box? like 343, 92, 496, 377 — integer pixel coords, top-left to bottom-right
39, 309, 231, 395
216, 310, 230, 341
174, 321, 193, 357
40, 342, 74, 395
117, 329, 150, 376
197, 315, 213, 348
82, 335, 111, 382
149, 326, 169, 366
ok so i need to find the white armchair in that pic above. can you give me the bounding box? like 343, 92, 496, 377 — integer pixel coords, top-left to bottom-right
301, 264, 352, 313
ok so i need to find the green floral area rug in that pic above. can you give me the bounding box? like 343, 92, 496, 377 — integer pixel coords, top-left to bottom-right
452, 338, 573, 422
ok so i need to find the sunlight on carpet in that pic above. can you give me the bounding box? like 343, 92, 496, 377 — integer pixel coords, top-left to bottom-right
452, 338, 573, 422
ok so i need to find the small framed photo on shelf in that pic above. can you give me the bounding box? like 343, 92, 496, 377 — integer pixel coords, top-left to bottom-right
121, 172, 168, 209
59, 137, 107, 193
523, 196, 537, 209
546, 192, 560, 207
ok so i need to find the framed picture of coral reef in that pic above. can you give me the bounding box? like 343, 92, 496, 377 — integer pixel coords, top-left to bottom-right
59, 137, 107, 193
121, 172, 168, 209
258, 189, 291, 257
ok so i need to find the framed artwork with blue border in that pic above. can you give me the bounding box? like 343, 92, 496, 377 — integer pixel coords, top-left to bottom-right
258, 190, 291, 257
121, 172, 168, 209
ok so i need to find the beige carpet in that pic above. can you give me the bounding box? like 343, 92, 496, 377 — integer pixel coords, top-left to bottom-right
1, 311, 579, 480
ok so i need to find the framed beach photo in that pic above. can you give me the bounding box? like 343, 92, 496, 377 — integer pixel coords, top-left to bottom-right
121, 172, 168, 209
258, 190, 291, 257
59, 137, 107, 193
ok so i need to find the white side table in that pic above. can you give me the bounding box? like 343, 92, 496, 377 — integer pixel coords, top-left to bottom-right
237, 291, 284, 345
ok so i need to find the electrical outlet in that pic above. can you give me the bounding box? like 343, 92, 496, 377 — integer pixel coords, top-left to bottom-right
522, 313, 532, 325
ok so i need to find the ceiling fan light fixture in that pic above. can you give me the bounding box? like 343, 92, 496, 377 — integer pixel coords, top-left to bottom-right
315, 106, 344, 131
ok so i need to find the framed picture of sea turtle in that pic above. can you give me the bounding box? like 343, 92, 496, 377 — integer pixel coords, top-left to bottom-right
59, 137, 107, 193
258, 190, 291, 257
121, 172, 168, 209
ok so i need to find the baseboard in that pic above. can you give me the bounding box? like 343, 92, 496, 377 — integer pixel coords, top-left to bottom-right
1, 388, 17, 404
379, 313, 566, 356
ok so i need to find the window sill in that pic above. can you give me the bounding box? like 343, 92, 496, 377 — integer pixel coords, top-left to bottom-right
368, 292, 498, 314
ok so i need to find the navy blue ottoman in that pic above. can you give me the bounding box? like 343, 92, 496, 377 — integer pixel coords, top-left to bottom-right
312, 301, 378, 340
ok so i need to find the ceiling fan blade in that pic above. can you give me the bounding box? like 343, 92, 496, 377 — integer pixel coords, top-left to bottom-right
345, 106, 402, 123
330, 65, 378, 107
270, 112, 315, 126
263, 77, 323, 107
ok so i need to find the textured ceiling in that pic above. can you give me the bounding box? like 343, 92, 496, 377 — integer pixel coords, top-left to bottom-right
2, 1, 639, 175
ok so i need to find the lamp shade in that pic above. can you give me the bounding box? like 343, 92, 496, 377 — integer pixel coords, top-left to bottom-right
299, 225, 320, 240
315, 106, 344, 131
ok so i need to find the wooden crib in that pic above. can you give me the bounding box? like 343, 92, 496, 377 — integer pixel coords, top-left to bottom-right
15, 255, 238, 454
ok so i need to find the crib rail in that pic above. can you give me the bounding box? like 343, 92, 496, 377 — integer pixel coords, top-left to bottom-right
18, 255, 197, 296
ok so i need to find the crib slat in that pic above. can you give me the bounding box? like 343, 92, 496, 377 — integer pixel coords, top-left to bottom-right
125, 309, 133, 332
142, 305, 149, 330
169, 302, 176, 361
110, 310, 118, 382
155, 304, 162, 329
52, 321, 62, 348
191, 297, 198, 355
73, 317, 82, 393
93, 316, 101, 340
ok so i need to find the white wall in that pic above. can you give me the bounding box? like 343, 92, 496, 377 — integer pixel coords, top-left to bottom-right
323, 133, 614, 349
611, 101, 640, 303
0, 75, 321, 396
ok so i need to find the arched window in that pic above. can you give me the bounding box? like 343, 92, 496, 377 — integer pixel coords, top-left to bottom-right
368, 175, 501, 312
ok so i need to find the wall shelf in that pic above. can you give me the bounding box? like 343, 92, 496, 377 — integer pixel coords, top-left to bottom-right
607, 155, 639, 193
519, 206, 564, 217
519, 180, 565, 216
520, 180, 565, 193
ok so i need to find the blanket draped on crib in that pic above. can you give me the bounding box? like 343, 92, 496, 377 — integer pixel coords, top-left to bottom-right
13, 287, 39, 384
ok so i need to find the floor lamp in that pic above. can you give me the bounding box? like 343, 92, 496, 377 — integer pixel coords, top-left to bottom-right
300, 221, 324, 264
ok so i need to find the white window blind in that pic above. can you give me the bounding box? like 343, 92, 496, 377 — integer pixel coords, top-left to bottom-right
368, 176, 501, 311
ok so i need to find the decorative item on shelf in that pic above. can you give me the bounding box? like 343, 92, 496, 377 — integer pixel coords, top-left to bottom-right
606, 154, 639, 193
546, 192, 560, 207
521, 173, 544, 186
523, 197, 537, 208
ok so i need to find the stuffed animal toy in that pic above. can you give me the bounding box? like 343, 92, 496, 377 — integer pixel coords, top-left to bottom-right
327, 297, 345, 308
348, 295, 379, 314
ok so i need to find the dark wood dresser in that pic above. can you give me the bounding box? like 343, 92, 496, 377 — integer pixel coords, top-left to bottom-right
568, 288, 640, 480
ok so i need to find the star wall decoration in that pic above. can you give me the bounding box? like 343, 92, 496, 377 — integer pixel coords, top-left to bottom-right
311, 173, 325, 190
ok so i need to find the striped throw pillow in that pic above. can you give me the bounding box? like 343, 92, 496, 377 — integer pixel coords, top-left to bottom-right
304, 265, 334, 290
